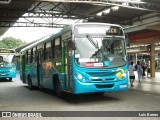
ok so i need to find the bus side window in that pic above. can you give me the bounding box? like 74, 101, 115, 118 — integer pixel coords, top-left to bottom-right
54, 37, 61, 59
30, 48, 33, 63
44, 43, 46, 60
41, 44, 45, 62
37, 44, 43, 61
26, 51, 28, 64
51, 39, 55, 58
45, 41, 52, 60
33, 47, 36, 62
27, 49, 31, 63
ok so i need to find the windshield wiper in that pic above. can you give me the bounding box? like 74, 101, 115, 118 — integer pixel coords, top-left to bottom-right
86, 34, 99, 49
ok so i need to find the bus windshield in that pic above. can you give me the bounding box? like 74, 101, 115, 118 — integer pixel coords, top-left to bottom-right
0, 53, 15, 63
0, 49, 15, 64
74, 35, 126, 68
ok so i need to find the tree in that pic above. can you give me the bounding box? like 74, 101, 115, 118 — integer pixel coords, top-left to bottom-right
0, 41, 7, 48
0, 37, 26, 49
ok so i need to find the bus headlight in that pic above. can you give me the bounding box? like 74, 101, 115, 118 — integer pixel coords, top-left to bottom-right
75, 73, 83, 80
75, 73, 86, 82
9, 69, 13, 72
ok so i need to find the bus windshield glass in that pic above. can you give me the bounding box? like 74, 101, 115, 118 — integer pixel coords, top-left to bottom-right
0, 49, 15, 64
0, 54, 15, 63
74, 25, 126, 68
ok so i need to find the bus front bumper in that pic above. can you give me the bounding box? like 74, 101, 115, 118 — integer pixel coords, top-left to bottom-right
73, 80, 128, 94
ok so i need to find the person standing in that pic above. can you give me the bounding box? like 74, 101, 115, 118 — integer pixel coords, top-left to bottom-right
128, 62, 135, 87
137, 61, 142, 82
141, 59, 146, 76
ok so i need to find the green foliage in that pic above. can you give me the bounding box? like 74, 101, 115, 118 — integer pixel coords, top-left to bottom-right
0, 37, 26, 49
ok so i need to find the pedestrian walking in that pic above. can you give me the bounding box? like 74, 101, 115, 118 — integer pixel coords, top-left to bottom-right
128, 62, 135, 87
141, 59, 146, 76
137, 61, 142, 82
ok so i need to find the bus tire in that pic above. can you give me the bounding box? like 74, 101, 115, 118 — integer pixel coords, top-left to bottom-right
54, 78, 62, 97
94, 92, 104, 96
28, 75, 34, 90
9, 78, 12, 81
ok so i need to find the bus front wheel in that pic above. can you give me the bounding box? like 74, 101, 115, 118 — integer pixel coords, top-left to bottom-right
9, 78, 12, 81
54, 79, 63, 97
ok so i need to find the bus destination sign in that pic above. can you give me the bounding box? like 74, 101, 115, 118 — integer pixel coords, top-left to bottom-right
0, 49, 14, 53
106, 27, 123, 36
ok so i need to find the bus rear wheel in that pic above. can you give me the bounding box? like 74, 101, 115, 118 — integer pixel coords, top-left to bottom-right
28, 76, 34, 90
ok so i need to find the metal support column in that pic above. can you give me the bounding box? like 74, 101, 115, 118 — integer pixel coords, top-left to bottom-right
135, 53, 137, 64
150, 43, 155, 77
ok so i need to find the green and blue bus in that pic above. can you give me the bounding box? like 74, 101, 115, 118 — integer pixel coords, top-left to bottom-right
0, 48, 16, 81
20, 23, 128, 96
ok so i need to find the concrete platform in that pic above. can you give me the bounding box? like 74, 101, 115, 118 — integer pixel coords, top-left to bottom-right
129, 71, 160, 95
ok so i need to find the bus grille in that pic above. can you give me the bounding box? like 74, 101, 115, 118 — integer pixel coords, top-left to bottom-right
86, 72, 115, 82
91, 78, 115, 82
0, 67, 10, 73
86, 72, 115, 77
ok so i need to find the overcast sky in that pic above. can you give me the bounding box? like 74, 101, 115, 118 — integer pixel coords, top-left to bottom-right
0, 27, 62, 43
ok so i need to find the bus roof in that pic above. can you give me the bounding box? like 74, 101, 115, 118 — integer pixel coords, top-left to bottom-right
62, 22, 122, 31
20, 22, 123, 53
20, 35, 53, 53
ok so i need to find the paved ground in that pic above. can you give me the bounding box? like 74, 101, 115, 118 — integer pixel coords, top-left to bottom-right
0, 72, 160, 120
129, 71, 160, 94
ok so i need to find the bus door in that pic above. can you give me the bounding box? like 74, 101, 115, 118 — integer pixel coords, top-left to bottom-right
64, 40, 73, 91
22, 55, 26, 83
37, 50, 42, 87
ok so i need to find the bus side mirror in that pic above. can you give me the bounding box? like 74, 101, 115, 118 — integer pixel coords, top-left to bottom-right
0, 56, 3, 63
72, 42, 76, 50
125, 34, 130, 47
15, 52, 20, 57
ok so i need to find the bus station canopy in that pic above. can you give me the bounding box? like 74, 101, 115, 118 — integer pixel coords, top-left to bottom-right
0, 0, 160, 46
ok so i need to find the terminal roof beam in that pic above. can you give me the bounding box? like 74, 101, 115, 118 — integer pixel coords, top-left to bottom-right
0, 10, 83, 27
22, 0, 160, 12
0, 11, 85, 20
0, 11, 84, 19
124, 13, 160, 33
0, 0, 160, 29
0, 0, 12, 4
0, 21, 67, 27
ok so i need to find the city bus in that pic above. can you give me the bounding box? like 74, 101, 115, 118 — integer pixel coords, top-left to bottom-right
20, 23, 128, 97
0, 48, 16, 81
